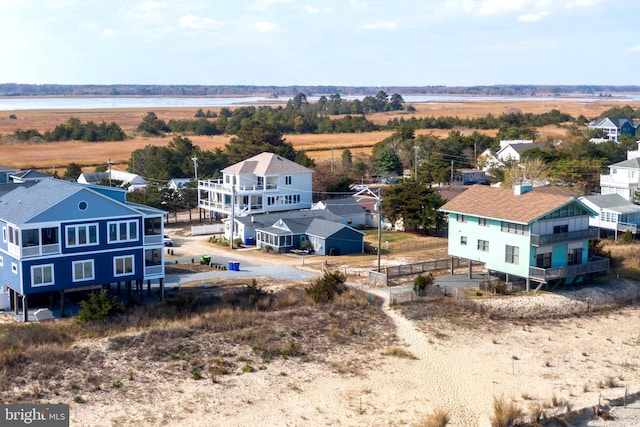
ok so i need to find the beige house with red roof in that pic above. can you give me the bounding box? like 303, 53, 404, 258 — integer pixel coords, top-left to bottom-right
440, 184, 609, 290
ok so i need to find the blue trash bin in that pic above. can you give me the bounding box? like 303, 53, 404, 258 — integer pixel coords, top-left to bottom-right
228, 261, 234, 270
233, 262, 240, 271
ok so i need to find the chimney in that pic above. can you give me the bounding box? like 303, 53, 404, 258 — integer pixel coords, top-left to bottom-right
514, 184, 532, 195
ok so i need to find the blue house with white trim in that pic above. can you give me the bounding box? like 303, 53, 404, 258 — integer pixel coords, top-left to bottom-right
0, 179, 166, 321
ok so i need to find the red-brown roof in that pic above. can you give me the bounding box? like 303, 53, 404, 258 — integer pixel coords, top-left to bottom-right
440, 185, 577, 223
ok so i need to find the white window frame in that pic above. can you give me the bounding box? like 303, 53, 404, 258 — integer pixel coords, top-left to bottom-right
66, 223, 99, 247
285, 175, 292, 185
114, 255, 135, 277
505, 245, 519, 264
11, 262, 18, 274
477, 239, 489, 252
460, 236, 467, 246
107, 220, 138, 244
0, 255, 3, 267
72, 259, 95, 282
2, 226, 6, 243
31, 264, 54, 287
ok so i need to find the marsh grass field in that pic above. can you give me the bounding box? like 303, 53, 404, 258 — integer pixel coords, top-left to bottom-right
0, 98, 636, 170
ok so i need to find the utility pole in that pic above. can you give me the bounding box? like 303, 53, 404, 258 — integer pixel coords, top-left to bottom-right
107, 158, 114, 186
229, 185, 235, 250
377, 189, 383, 272
450, 159, 454, 186
191, 157, 198, 182
414, 145, 419, 180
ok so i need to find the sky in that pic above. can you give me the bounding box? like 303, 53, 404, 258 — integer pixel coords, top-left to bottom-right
0, 0, 638, 87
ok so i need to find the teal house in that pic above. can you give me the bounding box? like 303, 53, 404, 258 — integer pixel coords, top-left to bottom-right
440, 185, 609, 290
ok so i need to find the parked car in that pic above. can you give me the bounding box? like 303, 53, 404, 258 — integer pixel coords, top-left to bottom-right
163, 234, 173, 246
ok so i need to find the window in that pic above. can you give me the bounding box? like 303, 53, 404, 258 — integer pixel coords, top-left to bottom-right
31, 264, 54, 287
536, 252, 551, 268
285, 176, 292, 185
144, 217, 161, 236
477, 239, 489, 252
0, 256, 3, 267
460, 236, 467, 246
501, 221, 528, 235
73, 260, 94, 282
114, 255, 135, 276
145, 249, 162, 267
553, 224, 568, 234
12, 263, 18, 274
2, 226, 6, 243
457, 214, 467, 223
66, 224, 98, 247
505, 245, 519, 264
42, 227, 59, 245
22, 229, 39, 247
478, 217, 489, 227
567, 248, 582, 265
108, 220, 138, 243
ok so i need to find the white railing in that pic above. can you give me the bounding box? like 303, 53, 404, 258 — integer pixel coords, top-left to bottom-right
600, 174, 640, 186
144, 234, 163, 245
145, 265, 164, 277
198, 180, 278, 193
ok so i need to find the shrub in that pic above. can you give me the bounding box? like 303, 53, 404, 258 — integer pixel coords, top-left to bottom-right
489, 396, 523, 427
305, 270, 346, 303
244, 279, 274, 309
77, 290, 124, 322
233, 237, 243, 249
416, 407, 450, 427
299, 240, 313, 252
413, 273, 434, 296
621, 230, 633, 243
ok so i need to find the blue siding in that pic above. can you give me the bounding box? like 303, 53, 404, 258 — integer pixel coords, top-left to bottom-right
323, 228, 363, 255
29, 190, 137, 223
0, 253, 22, 293
21, 248, 144, 295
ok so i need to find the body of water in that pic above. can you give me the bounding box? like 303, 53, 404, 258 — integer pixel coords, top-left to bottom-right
0, 94, 638, 111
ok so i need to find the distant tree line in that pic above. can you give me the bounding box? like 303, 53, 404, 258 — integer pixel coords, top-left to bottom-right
11, 118, 125, 142
2, 83, 639, 97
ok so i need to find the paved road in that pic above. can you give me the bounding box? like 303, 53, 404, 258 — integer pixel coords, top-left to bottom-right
163, 235, 321, 287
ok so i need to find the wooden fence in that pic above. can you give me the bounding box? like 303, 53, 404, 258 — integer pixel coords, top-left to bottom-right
368, 257, 476, 285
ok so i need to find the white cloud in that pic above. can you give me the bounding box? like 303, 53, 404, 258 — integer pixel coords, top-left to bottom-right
517, 11, 548, 22
362, 21, 397, 30
179, 14, 222, 30
477, 0, 529, 16
250, 0, 293, 12
255, 20, 279, 32
305, 5, 320, 14
566, 0, 602, 8
627, 45, 640, 52
102, 28, 115, 37
349, 0, 369, 11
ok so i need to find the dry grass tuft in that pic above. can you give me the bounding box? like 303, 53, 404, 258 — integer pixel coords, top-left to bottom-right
489, 395, 523, 427
415, 407, 450, 427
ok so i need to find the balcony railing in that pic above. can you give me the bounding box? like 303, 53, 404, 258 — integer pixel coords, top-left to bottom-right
600, 174, 640, 187
529, 257, 609, 282
617, 222, 640, 233
198, 180, 278, 193
145, 265, 164, 277
530, 227, 599, 246
144, 234, 163, 245
21, 243, 61, 258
